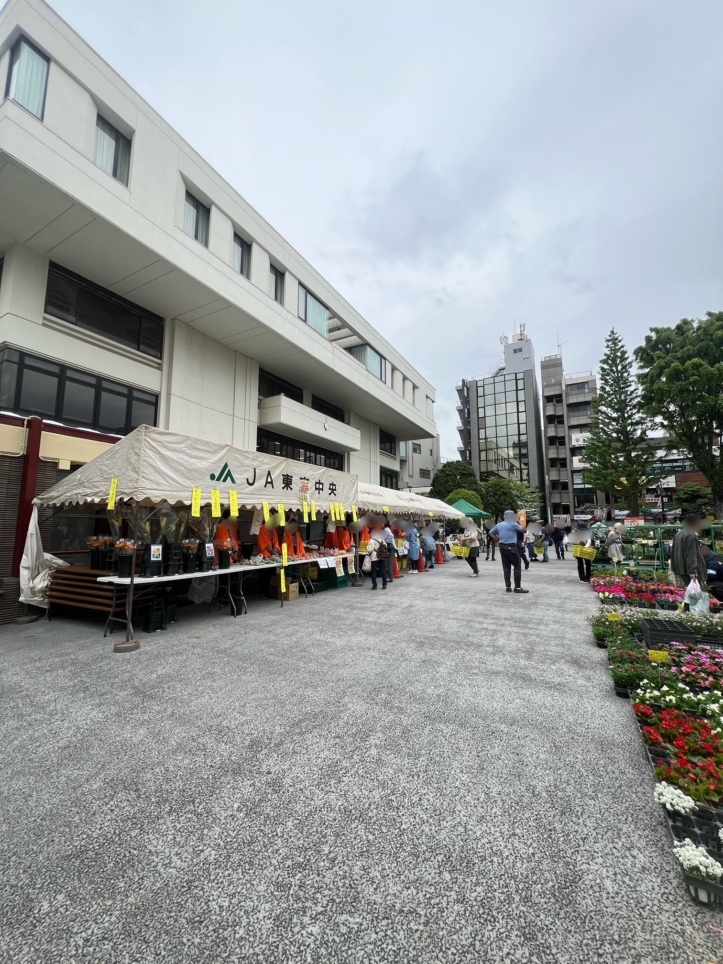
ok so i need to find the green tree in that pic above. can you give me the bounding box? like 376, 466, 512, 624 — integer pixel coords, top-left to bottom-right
479, 477, 518, 521
671, 483, 713, 519
635, 313, 723, 519
429, 460, 480, 501
445, 488, 484, 510
508, 481, 543, 521
583, 329, 660, 515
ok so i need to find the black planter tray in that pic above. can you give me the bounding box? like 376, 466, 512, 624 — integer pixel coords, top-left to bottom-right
681, 870, 723, 910
614, 684, 631, 698
642, 617, 697, 646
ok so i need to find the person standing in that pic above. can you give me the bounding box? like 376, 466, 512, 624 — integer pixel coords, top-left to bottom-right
407, 522, 420, 572
526, 528, 538, 562
540, 528, 551, 563
605, 523, 625, 566
458, 518, 480, 577
367, 527, 388, 590
552, 526, 565, 560
420, 530, 436, 569
671, 513, 707, 588
382, 518, 396, 582
516, 526, 530, 570
489, 510, 529, 593
484, 525, 496, 562
574, 520, 593, 583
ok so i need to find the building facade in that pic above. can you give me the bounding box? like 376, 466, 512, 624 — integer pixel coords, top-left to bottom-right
399, 435, 440, 493
455, 331, 545, 491
539, 353, 600, 521
0, 0, 437, 615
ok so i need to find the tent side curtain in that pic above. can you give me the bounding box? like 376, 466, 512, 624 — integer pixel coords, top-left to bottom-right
357, 482, 464, 520
34, 424, 358, 511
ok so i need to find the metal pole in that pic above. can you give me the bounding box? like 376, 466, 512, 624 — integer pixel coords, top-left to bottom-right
114, 501, 140, 653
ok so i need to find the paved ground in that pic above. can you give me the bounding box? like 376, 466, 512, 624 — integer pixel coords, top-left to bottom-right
1, 555, 722, 964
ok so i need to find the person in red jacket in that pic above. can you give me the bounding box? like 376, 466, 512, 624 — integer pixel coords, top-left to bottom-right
257, 513, 281, 558
284, 519, 306, 557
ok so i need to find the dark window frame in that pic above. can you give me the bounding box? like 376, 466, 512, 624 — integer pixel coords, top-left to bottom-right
184, 190, 210, 246
0, 348, 157, 435
44, 262, 164, 360
418, 467, 431, 480
379, 429, 396, 456
258, 368, 303, 404
256, 427, 343, 471
311, 394, 344, 423
380, 466, 399, 490
233, 234, 251, 278
412, 442, 422, 454
94, 114, 131, 186
5, 36, 50, 121
269, 264, 284, 304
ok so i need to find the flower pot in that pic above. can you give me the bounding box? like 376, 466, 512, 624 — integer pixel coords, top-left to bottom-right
614, 684, 630, 698
683, 871, 723, 909
117, 554, 133, 579
218, 549, 230, 570
182, 551, 197, 575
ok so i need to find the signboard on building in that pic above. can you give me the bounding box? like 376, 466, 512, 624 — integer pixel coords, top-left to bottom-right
570, 433, 590, 448
572, 456, 587, 470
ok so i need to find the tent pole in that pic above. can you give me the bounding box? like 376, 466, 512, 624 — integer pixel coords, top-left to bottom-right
114, 501, 140, 653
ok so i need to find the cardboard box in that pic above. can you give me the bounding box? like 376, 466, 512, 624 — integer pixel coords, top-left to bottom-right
269, 576, 299, 601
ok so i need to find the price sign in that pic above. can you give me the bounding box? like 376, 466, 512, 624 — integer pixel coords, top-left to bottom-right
329, 502, 336, 522
347, 555, 355, 574
335, 557, 344, 575
282, 543, 288, 566
108, 477, 118, 511
205, 543, 215, 558
211, 489, 221, 518
150, 544, 162, 561
229, 489, 239, 517
648, 650, 670, 664
278, 503, 285, 519
351, 505, 358, 522
338, 503, 345, 520
607, 612, 622, 622
311, 500, 317, 520
382, 505, 390, 514
191, 487, 202, 517
428, 511, 434, 517
359, 541, 369, 553
302, 501, 309, 524
263, 501, 270, 522
280, 569, 286, 593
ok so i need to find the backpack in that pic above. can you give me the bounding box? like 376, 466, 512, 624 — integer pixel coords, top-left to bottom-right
376, 539, 390, 561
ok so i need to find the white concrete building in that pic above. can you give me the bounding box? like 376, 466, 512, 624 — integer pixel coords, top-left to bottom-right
0, 0, 436, 487
399, 436, 441, 493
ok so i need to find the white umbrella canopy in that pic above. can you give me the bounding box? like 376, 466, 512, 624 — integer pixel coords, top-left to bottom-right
34, 424, 358, 511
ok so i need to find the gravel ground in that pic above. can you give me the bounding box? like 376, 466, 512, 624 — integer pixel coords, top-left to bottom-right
1, 554, 722, 964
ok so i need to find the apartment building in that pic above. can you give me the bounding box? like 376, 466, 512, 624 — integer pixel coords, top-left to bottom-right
539, 353, 599, 521
0, 0, 436, 613
455, 330, 545, 490
399, 435, 440, 493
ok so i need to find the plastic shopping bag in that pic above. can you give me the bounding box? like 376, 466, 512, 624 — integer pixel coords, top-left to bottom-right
684, 577, 710, 613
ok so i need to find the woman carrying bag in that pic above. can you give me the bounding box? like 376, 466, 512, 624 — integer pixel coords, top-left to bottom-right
605, 523, 625, 568
363, 527, 388, 590
459, 518, 481, 577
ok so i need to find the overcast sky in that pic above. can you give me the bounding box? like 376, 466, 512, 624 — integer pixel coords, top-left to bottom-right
51, 0, 723, 457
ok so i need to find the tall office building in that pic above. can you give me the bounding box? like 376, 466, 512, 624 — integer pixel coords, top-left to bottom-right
539, 354, 599, 521
456, 329, 545, 490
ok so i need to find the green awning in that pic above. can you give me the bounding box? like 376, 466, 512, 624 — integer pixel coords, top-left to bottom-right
449, 498, 491, 520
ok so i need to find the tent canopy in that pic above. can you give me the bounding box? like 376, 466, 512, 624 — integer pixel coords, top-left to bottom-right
357, 482, 464, 521
34, 424, 358, 511
449, 498, 491, 520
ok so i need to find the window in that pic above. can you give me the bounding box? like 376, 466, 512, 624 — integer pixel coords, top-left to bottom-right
567, 381, 589, 395
6, 37, 49, 119
560, 480, 569, 491
559, 458, 568, 468
568, 402, 591, 417
347, 344, 386, 381
311, 395, 344, 422
183, 191, 209, 246
257, 428, 343, 471
429, 448, 433, 456
380, 467, 399, 490
94, 115, 131, 186
550, 480, 560, 490
0, 349, 157, 435
513, 347, 522, 354
380, 430, 396, 456
549, 458, 558, 468
258, 369, 302, 403
419, 468, 431, 479
268, 264, 284, 304
233, 234, 251, 278
412, 443, 422, 454
44, 263, 164, 359
298, 284, 329, 337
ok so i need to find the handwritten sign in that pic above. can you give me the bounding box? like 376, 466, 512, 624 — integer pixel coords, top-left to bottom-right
311, 500, 317, 520
351, 505, 358, 522
191, 487, 202, 517
329, 502, 336, 522
278, 503, 285, 519
282, 543, 288, 566
428, 511, 434, 517
302, 501, 309, 524
382, 505, 390, 514
347, 555, 355, 574
607, 612, 622, 623
211, 489, 221, 518
648, 650, 670, 664
262, 501, 270, 523
280, 569, 286, 594
335, 557, 344, 575
229, 490, 239, 517
108, 477, 118, 511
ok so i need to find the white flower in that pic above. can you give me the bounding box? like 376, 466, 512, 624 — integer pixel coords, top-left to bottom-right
661, 686, 670, 692
674, 838, 723, 881
655, 783, 697, 815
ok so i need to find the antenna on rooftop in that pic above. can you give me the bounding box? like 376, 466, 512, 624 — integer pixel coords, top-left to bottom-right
500, 335, 509, 346
556, 332, 568, 356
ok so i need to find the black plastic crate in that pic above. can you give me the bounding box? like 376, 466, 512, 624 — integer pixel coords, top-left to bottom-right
642, 618, 697, 647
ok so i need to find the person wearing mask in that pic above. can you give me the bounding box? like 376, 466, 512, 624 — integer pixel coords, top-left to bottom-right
215, 509, 240, 562
485, 525, 496, 562
382, 519, 397, 582
552, 526, 566, 560
407, 521, 421, 572
458, 518, 481, 577
284, 518, 306, 557
574, 521, 593, 583
671, 513, 707, 588
367, 526, 388, 590
526, 528, 538, 562
489, 510, 528, 593
257, 510, 281, 599
420, 530, 436, 570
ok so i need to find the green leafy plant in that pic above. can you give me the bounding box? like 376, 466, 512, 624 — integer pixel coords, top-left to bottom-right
429, 461, 481, 502
445, 488, 483, 510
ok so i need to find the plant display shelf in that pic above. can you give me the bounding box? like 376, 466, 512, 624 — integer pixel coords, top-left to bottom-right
642, 618, 697, 647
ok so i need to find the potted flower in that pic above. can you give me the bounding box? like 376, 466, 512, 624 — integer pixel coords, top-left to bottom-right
114, 539, 139, 579
181, 538, 198, 574
673, 838, 723, 906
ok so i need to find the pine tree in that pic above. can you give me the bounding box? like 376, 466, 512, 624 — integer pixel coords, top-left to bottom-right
583, 329, 659, 516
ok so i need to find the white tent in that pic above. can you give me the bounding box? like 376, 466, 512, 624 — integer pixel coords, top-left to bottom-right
34, 424, 358, 511
357, 482, 464, 521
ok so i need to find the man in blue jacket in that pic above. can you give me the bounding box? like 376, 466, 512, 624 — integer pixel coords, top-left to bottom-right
489, 510, 530, 594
